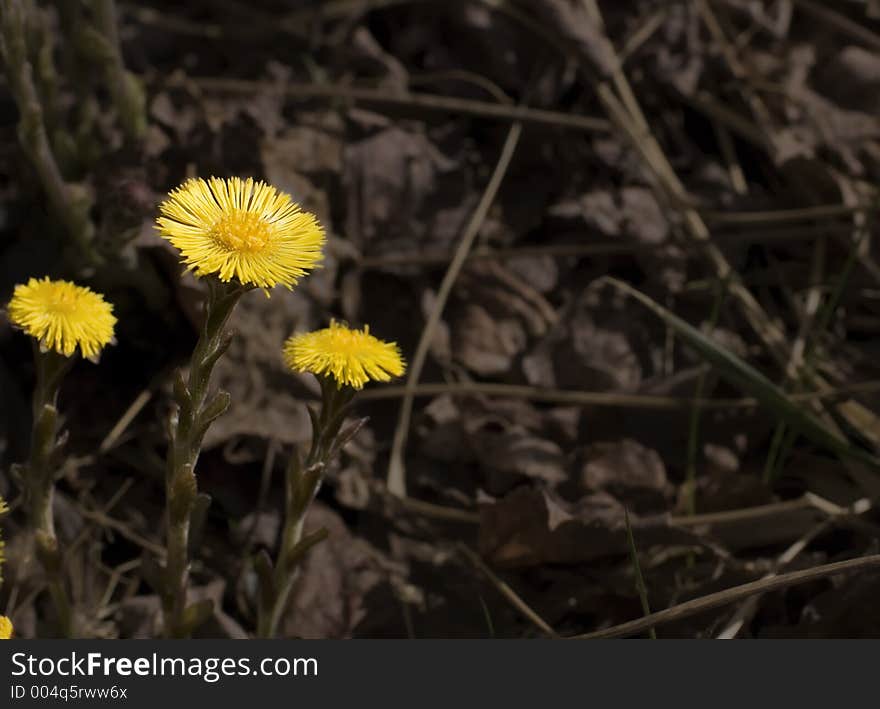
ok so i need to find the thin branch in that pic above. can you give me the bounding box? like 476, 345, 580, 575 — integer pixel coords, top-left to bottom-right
360, 379, 880, 410
569, 554, 880, 639
187, 77, 610, 134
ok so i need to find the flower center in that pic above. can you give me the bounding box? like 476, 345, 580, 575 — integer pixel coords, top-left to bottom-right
210, 210, 272, 253
43, 287, 80, 315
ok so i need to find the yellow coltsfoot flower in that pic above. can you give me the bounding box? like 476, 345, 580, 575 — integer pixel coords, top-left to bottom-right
156, 177, 325, 290
0, 616, 12, 639
284, 320, 406, 390
7, 277, 116, 359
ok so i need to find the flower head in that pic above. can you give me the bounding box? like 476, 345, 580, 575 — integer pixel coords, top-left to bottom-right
284, 320, 406, 390
0, 616, 12, 640
7, 277, 116, 359
156, 177, 325, 290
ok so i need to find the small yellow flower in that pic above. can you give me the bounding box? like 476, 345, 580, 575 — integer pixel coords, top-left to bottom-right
156, 177, 325, 290
7, 277, 117, 359
0, 616, 12, 639
284, 320, 406, 390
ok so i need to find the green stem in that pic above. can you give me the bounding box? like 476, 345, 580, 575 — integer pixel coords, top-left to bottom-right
162, 279, 244, 638
0, 0, 96, 262
87, 0, 146, 141
26, 345, 74, 637
624, 507, 655, 639
257, 377, 353, 638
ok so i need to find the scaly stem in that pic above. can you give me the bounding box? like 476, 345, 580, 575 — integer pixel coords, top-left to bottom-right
162, 279, 244, 638
87, 0, 146, 141
257, 377, 353, 638
26, 345, 74, 637
0, 0, 96, 262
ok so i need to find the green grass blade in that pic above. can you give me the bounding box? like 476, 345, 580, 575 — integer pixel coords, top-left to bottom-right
624, 507, 656, 639
602, 278, 880, 470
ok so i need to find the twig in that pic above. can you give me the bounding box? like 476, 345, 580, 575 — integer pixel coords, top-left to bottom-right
98, 388, 153, 454
458, 543, 558, 638
716, 498, 872, 639
187, 77, 609, 134
670, 492, 848, 529
361, 379, 880, 410
79, 508, 165, 557
569, 554, 880, 639
357, 221, 863, 269
577, 10, 875, 446
392, 494, 479, 525
789, 0, 880, 52
386, 121, 523, 496
619, 6, 668, 62
696, 0, 775, 137
703, 203, 875, 225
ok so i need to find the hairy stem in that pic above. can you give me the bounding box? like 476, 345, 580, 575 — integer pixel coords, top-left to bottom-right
0, 0, 96, 261
26, 346, 74, 637
87, 0, 146, 141
162, 279, 243, 638
257, 377, 353, 638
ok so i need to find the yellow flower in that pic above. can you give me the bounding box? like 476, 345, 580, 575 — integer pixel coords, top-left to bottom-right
0, 616, 12, 639
156, 177, 325, 290
7, 277, 117, 359
284, 320, 406, 390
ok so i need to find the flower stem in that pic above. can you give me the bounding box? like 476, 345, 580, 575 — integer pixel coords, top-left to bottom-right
162, 279, 243, 638
87, 0, 146, 142
26, 345, 74, 637
257, 377, 354, 638
0, 0, 97, 263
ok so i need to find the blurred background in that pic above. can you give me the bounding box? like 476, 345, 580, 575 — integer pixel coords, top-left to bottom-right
2, 0, 880, 638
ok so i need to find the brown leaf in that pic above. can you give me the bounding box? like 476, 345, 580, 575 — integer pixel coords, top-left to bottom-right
478, 487, 695, 568
452, 303, 526, 376
580, 439, 671, 509
343, 127, 461, 255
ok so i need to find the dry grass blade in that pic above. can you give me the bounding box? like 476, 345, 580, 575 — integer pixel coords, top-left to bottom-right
360, 379, 880, 409
576, 9, 880, 448
789, 0, 880, 52
600, 277, 880, 470
385, 122, 523, 497
716, 498, 872, 639
458, 543, 558, 638
190, 77, 609, 133
570, 554, 880, 639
